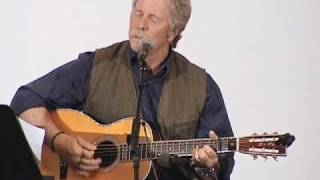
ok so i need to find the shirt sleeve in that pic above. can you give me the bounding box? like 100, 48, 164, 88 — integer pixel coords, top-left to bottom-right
10, 52, 95, 115
196, 74, 235, 180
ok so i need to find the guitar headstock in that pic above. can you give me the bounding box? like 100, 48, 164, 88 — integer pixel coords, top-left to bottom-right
239, 132, 295, 160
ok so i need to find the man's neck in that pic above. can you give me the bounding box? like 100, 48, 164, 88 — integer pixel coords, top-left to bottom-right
145, 45, 170, 74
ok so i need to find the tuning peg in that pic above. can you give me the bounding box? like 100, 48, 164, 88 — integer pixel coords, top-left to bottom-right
273, 132, 278, 135
252, 154, 258, 160
272, 156, 278, 161
262, 155, 268, 161
263, 132, 268, 135
252, 133, 258, 136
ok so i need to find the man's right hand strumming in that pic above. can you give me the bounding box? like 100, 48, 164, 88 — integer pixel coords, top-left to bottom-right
52, 133, 102, 177
19, 107, 101, 177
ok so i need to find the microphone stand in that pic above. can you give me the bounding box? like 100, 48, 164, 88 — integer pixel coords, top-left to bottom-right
130, 52, 148, 180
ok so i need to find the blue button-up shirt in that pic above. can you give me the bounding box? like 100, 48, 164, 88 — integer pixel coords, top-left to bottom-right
11, 46, 234, 180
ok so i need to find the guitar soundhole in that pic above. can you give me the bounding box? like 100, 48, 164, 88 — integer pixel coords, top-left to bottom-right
94, 140, 118, 168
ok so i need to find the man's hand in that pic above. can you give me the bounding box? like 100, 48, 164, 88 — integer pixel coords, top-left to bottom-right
19, 107, 102, 177
53, 134, 102, 177
192, 130, 220, 172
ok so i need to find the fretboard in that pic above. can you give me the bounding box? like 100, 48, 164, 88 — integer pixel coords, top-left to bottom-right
119, 138, 237, 162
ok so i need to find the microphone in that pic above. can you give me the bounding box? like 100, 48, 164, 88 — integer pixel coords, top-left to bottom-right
138, 40, 153, 61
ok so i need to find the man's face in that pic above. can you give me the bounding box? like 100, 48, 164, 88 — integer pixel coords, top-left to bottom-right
129, 0, 174, 53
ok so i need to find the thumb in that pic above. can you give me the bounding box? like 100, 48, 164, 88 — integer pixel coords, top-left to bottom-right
209, 130, 218, 140
76, 136, 97, 151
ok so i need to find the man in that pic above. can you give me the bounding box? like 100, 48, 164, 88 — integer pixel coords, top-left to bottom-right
11, 0, 234, 179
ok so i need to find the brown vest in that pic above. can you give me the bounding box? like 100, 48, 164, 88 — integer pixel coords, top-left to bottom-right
83, 41, 207, 140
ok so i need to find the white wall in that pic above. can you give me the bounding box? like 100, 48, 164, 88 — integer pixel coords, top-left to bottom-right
1, 0, 319, 179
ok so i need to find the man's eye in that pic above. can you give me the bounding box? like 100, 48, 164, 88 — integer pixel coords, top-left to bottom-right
150, 15, 160, 23
135, 10, 143, 17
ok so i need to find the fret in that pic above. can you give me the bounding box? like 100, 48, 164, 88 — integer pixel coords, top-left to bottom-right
214, 139, 217, 150
153, 143, 156, 157
155, 142, 158, 157
145, 143, 148, 159
168, 141, 172, 153
188, 140, 194, 154
226, 137, 237, 151
214, 139, 218, 150
185, 141, 188, 155
180, 141, 184, 155
122, 144, 125, 161
121, 145, 124, 161
195, 139, 200, 148
128, 145, 131, 160
119, 144, 122, 161
124, 144, 127, 161
221, 138, 225, 151
192, 140, 195, 152
151, 143, 154, 158
123, 144, 126, 161
154, 142, 157, 157
178, 141, 181, 156
225, 138, 229, 151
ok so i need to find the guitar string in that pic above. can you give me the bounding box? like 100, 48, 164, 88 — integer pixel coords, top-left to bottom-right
92, 144, 276, 156
93, 141, 237, 155
91, 146, 276, 155
91, 138, 266, 155
93, 139, 245, 147
93, 139, 250, 150
94, 141, 230, 149
93, 145, 279, 158
92, 142, 250, 151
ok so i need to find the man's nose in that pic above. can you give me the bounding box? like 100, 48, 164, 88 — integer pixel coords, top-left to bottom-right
137, 16, 149, 31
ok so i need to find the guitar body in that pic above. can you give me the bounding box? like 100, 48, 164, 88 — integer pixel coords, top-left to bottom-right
40, 109, 153, 180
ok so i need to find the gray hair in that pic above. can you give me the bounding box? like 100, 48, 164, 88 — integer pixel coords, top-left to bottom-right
132, 0, 191, 48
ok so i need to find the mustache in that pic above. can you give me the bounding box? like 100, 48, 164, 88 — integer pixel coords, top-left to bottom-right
132, 32, 154, 48
133, 31, 149, 40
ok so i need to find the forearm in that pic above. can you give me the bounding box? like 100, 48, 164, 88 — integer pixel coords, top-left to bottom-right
19, 107, 61, 145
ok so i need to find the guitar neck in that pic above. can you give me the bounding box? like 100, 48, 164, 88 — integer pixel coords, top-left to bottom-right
118, 137, 237, 162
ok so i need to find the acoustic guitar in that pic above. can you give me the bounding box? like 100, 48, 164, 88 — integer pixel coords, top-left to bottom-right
40, 109, 294, 180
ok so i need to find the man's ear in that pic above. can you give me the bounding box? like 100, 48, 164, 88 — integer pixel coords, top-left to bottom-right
168, 30, 179, 44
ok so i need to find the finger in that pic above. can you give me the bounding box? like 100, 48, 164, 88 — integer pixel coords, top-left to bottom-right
76, 137, 97, 151
209, 130, 218, 140
70, 143, 84, 164
80, 158, 102, 166
198, 148, 209, 162
203, 145, 216, 158
75, 170, 90, 177
192, 146, 200, 163
82, 148, 95, 159
79, 163, 100, 171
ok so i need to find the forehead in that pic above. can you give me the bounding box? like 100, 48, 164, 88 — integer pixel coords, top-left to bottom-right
134, 0, 169, 17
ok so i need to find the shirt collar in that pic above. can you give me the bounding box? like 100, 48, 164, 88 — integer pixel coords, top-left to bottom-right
127, 44, 174, 82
